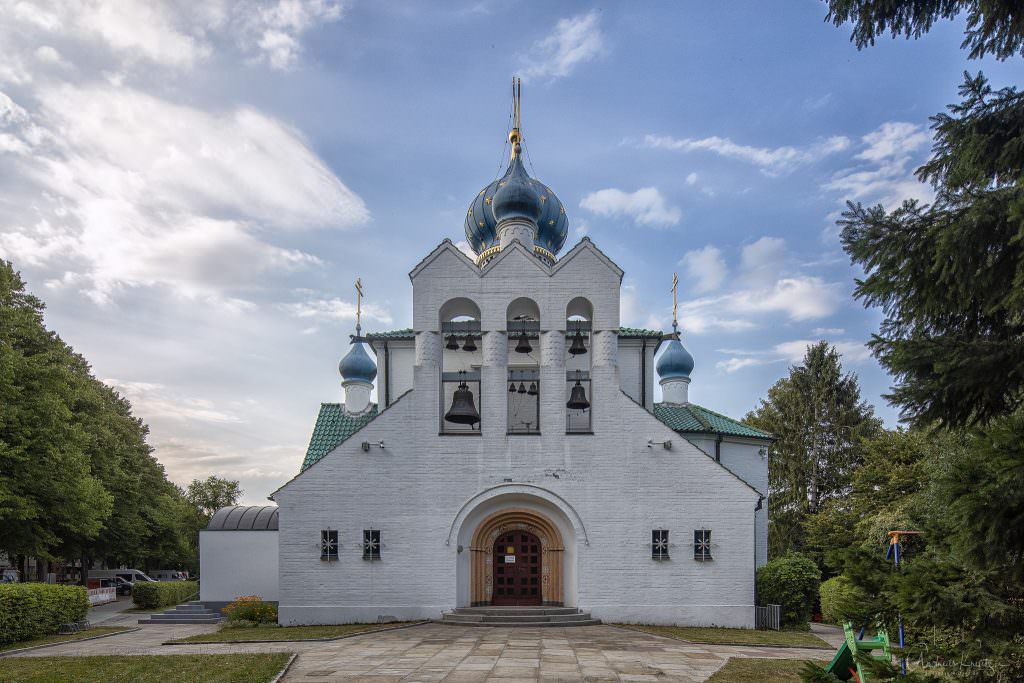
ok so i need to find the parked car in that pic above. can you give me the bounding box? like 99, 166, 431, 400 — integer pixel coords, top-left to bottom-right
150, 569, 187, 581
100, 576, 133, 596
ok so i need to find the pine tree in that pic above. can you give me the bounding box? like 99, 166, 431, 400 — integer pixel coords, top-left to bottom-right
746, 342, 881, 557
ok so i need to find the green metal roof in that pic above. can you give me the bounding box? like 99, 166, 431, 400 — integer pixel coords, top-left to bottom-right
365, 327, 661, 339
301, 403, 379, 471
653, 402, 772, 440
365, 328, 413, 340
618, 327, 663, 339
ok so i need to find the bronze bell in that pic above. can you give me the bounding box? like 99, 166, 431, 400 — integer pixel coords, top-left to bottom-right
517, 382, 527, 394
445, 334, 459, 350
568, 330, 587, 356
445, 379, 480, 426
566, 379, 590, 411
514, 331, 532, 354
527, 382, 538, 396
509, 382, 516, 393
462, 334, 477, 352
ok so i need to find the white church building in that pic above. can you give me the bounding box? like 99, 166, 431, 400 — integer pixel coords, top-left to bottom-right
205, 89, 771, 628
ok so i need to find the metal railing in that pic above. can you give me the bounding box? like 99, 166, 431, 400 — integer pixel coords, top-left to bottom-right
755, 603, 781, 630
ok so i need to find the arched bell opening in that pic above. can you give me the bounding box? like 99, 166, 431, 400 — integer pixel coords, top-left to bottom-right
506, 297, 540, 435
565, 297, 593, 433
440, 298, 482, 434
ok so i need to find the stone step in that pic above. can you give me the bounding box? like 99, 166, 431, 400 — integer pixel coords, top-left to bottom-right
170, 605, 211, 613
138, 615, 223, 624
445, 613, 594, 624
452, 607, 581, 616
437, 618, 602, 628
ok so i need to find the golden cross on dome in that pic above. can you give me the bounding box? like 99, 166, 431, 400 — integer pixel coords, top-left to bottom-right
509, 76, 522, 158
671, 273, 679, 333
355, 278, 364, 335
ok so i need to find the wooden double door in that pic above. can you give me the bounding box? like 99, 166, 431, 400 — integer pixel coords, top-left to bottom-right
491, 530, 542, 606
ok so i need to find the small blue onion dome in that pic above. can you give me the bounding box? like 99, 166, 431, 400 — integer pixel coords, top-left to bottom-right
464, 148, 569, 257
657, 338, 695, 380
338, 341, 376, 383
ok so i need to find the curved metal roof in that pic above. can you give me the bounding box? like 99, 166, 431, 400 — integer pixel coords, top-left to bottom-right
206, 505, 279, 531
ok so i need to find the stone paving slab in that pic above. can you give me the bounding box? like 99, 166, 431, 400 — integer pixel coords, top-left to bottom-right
3, 621, 833, 682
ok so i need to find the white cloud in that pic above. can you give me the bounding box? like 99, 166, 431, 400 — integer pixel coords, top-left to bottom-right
0, 84, 367, 304
642, 133, 850, 176
739, 236, 786, 287
680, 245, 727, 294
811, 327, 845, 335
686, 172, 698, 185
716, 357, 769, 373
106, 379, 242, 424
580, 187, 681, 227
282, 298, 392, 325
520, 11, 604, 82
824, 121, 934, 210
233, 0, 345, 70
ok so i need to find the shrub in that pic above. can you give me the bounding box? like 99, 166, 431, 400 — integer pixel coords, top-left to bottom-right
0, 583, 90, 645
819, 575, 868, 625
757, 553, 821, 628
221, 596, 278, 625
131, 580, 198, 609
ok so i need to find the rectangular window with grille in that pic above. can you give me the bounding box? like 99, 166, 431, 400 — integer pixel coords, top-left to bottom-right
320, 529, 338, 561
652, 529, 670, 560
363, 529, 381, 560
694, 529, 712, 561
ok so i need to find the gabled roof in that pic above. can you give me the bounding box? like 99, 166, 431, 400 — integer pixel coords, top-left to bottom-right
653, 402, 772, 440
301, 403, 380, 471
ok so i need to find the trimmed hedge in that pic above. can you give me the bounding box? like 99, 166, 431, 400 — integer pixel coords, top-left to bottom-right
0, 583, 90, 645
132, 580, 198, 609
756, 553, 821, 628
819, 575, 868, 624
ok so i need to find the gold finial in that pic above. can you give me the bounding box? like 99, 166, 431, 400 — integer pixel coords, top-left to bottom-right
508, 77, 522, 159
671, 272, 679, 333
355, 277, 364, 336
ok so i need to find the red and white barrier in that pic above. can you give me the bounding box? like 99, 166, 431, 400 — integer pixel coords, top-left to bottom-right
87, 587, 116, 605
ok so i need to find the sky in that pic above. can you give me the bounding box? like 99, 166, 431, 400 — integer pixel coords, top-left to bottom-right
1, 1, 1021, 504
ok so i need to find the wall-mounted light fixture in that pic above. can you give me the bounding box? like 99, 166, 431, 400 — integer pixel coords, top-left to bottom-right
361, 440, 385, 452
647, 439, 673, 450
758, 446, 768, 460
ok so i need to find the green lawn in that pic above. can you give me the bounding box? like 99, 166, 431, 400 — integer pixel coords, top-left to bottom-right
0, 628, 130, 653
617, 624, 832, 648
170, 621, 419, 643
0, 654, 291, 683
707, 658, 829, 682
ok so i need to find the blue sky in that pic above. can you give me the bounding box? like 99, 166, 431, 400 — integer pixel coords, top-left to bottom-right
1, 1, 1020, 503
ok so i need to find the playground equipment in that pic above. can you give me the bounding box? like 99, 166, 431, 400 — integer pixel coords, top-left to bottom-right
825, 621, 892, 681
823, 530, 921, 680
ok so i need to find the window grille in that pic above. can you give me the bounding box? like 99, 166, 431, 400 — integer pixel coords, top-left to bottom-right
694, 529, 712, 561
652, 529, 670, 560
320, 529, 338, 561
363, 529, 381, 561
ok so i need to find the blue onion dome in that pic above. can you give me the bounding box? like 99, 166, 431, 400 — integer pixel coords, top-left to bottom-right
338, 341, 376, 383
464, 146, 569, 258
657, 338, 695, 380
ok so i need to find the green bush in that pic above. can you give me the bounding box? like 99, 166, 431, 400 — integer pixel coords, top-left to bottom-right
819, 575, 868, 625
756, 553, 821, 628
131, 580, 198, 609
0, 583, 90, 645
221, 596, 278, 624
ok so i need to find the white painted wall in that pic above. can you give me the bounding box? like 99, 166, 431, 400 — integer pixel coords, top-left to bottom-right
273, 241, 762, 628
200, 530, 279, 603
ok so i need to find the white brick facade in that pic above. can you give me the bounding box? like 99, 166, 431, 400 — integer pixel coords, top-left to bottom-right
272, 238, 766, 628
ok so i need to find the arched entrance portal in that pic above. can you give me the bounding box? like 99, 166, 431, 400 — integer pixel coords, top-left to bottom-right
469, 508, 564, 606
491, 530, 542, 606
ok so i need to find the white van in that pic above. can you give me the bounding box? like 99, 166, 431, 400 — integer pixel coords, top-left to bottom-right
88, 569, 157, 585
150, 570, 187, 581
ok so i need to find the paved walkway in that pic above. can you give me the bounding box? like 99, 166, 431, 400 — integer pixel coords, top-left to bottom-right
6, 622, 833, 682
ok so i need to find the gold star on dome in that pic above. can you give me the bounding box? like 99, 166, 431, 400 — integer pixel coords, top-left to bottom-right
478, 220, 484, 227
467, 208, 473, 216
484, 197, 492, 205
539, 195, 547, 203
548, 220, 555, 225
